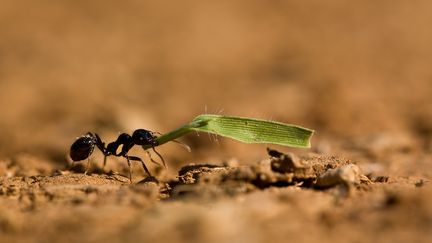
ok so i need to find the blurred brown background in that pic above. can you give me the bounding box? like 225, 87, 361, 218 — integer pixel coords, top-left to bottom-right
1, 2, 432, 243
1, 0, 431, 171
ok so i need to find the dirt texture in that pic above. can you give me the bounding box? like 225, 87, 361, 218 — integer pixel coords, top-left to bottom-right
1, 1, 432, 243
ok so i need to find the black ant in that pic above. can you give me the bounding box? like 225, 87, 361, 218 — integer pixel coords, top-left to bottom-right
69, 129, 167, 182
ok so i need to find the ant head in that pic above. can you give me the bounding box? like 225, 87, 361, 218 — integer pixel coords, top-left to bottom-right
69, 133, 97, 161
132, 129, 156, 145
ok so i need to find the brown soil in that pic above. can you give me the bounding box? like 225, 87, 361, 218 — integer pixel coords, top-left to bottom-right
1, 1, 431, 242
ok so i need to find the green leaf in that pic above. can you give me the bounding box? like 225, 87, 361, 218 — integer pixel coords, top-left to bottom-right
189, 114, 314, 148
143, 114, 314, 150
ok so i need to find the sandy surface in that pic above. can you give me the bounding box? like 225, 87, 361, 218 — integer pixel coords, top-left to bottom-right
1, 1, 431, 242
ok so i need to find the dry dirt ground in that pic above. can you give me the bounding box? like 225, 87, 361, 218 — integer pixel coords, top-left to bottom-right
1, 1, 432, 243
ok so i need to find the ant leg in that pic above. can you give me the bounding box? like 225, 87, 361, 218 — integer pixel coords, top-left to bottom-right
145, 151, 161, 166
127, 156, 152, 177
84, 158, 91, 175
103, 155, 107, 169
68, 161, 75, 171
125, 156, 133, 183
152, 146, 166, 168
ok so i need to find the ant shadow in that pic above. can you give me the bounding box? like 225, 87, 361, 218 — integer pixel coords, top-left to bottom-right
67, 163, 106, 175
67, 162, 159, 184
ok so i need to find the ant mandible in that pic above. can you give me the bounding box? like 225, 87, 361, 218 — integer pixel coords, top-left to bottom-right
69, 129, 166, 182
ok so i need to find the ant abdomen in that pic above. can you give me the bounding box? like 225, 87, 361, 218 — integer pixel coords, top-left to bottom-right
69, 133, 97, 161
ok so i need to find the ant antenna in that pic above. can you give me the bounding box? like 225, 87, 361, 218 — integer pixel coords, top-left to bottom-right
153, 131, 191, 152
151, 146, 166, 168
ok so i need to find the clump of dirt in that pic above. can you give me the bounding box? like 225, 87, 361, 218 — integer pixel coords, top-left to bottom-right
0, 149, 404, 211
169, 149, 366, 199
0, 148, 429, 243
